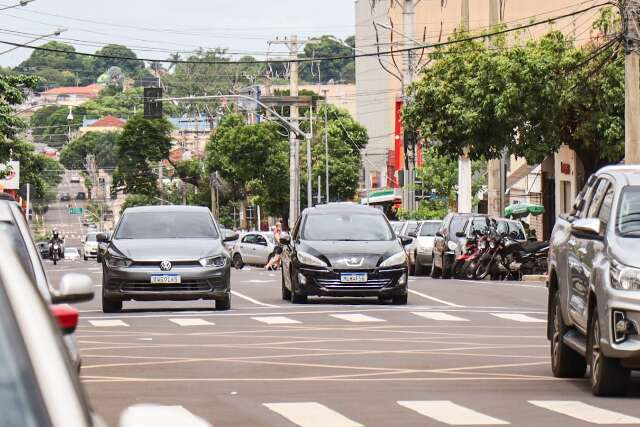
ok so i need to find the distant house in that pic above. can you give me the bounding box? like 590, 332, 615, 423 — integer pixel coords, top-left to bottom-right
79, 115, 127, 134
40, 83, 104, 107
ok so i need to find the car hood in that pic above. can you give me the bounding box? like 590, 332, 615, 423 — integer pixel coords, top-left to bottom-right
298, 240, 402, 269
609, 237, 640, 267
110, 238, 224, 261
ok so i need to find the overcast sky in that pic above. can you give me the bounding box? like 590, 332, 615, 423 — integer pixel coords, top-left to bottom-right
0, 0, 355, 67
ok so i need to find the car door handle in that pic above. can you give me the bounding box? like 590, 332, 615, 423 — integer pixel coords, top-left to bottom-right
568, 239, 577, 248
578, 247, 588, 256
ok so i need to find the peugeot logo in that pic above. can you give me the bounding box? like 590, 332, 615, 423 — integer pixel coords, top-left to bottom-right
345, 257, 364, 267
160, 260, 172, 271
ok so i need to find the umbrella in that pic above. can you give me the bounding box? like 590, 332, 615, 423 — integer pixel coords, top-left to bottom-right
504, 203, 545, 219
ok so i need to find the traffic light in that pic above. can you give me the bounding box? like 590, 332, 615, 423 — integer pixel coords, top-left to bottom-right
144, 87, 163, 119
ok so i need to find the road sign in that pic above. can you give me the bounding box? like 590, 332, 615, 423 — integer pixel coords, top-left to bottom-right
69, 207, 84, 215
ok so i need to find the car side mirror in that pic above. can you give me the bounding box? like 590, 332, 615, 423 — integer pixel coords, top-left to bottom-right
279, 234, 291, 246
455, 231, 466, 238
435, 232, 444, 238
571, 218, 604, 237
222, 230, 239, 242
96, 232, 109, 243
400, 236, 413, 246
119, 404, 211, 427
51, 273, 94, 304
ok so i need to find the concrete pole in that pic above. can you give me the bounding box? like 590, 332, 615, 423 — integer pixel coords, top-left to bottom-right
26, 183, 30, 222
323, 90, 330, 203
403, 0, 415, 212
210, 173, 218, 218
257, 205, 261, 231
317, 175, 322, 205
307, 102, 313, 208
626, 0, 640, 163
487, 0, 502, 215
457, 0, 473, 213
289, 35, 300, 228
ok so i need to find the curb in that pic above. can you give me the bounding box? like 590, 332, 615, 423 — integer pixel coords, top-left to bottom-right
522, 274, 548, 282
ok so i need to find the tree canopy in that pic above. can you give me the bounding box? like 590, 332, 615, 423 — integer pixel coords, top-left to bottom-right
59, 132, 119, 170
300, 36, 355, 83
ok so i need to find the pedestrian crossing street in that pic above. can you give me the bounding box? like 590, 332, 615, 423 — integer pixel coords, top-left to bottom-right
84, 310, 546, 328
262, 400, 640, 426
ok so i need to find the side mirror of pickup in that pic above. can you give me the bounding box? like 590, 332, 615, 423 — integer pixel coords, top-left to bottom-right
571, 218, 603, 237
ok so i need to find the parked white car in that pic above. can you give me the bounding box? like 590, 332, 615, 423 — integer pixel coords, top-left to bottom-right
231, 231, 277, 268
408, 220, 442, 275
64, 247, 81, 260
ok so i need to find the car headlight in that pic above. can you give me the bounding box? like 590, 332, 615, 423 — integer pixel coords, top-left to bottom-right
380, 251, 407, 268
296, 251, 328, 267
611, 261, 640, 291
447, 241, 458, 251
199, 255, 226, 268
106, 255, 132, 268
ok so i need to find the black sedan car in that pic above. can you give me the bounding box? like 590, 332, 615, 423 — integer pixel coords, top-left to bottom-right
281, 203, 411, 304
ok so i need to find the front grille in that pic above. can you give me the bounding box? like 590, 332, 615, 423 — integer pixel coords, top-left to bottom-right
130, 260, 201, 268
122, 282, 211, 292
312, 270, 395, 289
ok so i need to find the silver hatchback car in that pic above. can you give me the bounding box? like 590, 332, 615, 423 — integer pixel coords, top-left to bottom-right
99, 205, 238, 313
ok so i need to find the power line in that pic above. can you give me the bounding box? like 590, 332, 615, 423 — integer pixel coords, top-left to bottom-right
0, 3, 612, 66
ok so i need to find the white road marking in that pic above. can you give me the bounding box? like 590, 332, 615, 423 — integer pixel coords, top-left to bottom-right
398, 401, 509, 425
408, 289, 465, 307
330, 313, 386, 323
529, 401, 640, 424
169, 318, 214, 326
242, 279, 277, 284
230, 290, 278, 308
264, 402, 363, 427
121, 405, 209, 427
252, 316, 301, 325
412, 312, 470, 322
88, 319, 129, 327
490, 313, 545, 323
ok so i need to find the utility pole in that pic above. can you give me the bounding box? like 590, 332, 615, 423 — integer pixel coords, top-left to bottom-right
323, 89, 329, 204
625, 0, 640, 163
402, 0, 416, 212
457, 0, 473, 214
486, 0, 503, 215
317, 175, 322, 205
210, 172, 219, 219
307, 102, 313, 208
158, 162, 164, 205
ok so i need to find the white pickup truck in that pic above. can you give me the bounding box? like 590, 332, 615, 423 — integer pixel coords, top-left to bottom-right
547, 165, 640, 396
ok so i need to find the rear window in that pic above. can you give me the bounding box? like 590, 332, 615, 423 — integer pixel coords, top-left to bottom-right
116, 211, 219, 239
420, 222, 441, 236
0, 284, 49, 427
405, 222, 419, 235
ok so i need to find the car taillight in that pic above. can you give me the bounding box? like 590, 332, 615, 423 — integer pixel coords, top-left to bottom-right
50, 304, 79, 335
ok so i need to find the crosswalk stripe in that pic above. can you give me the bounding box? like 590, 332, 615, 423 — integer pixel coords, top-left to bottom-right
330, 313, 386, 323
398, 401, 509, 425
529, 401, 640, 424
412, 312, 470, 322
264, 402, 363, 427
490, 313, 545, 323
169, 318, 214, 326
252, 316, 301, 325
88, 319, 129, 327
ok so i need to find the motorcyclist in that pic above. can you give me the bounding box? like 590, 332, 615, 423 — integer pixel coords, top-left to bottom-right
49, 229, 64, 258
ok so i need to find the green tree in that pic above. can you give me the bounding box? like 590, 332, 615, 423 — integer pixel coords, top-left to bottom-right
59, 132, 119, 170
404, 26, 624, 176
92, 44, 144, 77
0, 74, 39, 169
16, 41, 94, 88
300, 35, 355, 83
112, 115, 173, 197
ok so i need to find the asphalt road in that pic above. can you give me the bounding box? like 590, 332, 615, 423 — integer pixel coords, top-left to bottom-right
41, 177, 640, 426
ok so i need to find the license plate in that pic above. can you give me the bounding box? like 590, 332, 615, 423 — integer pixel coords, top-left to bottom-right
340, 273, 368, 283
150, 274, 181, 284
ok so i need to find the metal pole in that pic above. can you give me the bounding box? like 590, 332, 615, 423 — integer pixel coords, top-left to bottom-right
626, 0, 640, 163
289, 35, 300, 228
323, 90, 329, 203
158, 162, 163, 205
402, 0, 415, 212
307, 102, 313, 209
317, 175, 322, 205
257, 205, 261, 231
26, 183, 30, 222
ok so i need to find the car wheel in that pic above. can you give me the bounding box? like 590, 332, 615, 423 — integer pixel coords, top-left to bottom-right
233, 253, 244, 270
84, 254, 88, 261
392, 294, 408, 305
216, 293, 231, 311
589, 309, 629, 396
290, 272, 307, 304
430, 253, 441, 278
102, 295, 122, 313
414, 253, 424, 276
550, 292, 586, 378
281, 269, 292, 300
442, 259, 452, 279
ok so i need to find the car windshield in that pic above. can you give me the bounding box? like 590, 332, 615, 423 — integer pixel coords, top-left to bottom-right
115, 211, 219, 239
617, 187, 640, 237
405, 222, 419, 235
0, 285, 47, 427
86, 234, 97, 242
420, 222, 441, 236
496, 220, 526, 240
302, 213, 394, 241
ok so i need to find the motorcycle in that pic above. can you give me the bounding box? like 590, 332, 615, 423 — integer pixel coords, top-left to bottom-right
452, 230, 482, 279
50, 242, 62, 265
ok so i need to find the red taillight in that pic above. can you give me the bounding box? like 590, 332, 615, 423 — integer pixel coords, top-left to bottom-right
50, 304, 79, 335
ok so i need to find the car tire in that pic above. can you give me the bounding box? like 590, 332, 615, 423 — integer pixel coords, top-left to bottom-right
290, 273, 307, 304
216, 293, 231, 311
233, 253, 244, 270
102, 297, 122, 313
415, 253, 425, 276
430, 253, 442, 278
392, 294, 408, 305
84, 254, 88, 261
281, 270, 292, 300
550, 292, 586, 378
589, 310, 630, 396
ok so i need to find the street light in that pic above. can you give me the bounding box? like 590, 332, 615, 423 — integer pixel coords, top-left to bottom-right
0, 0, 36, 11
0, 27, 66, 56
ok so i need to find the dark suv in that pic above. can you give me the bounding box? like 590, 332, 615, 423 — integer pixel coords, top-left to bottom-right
281, 203, 411, 304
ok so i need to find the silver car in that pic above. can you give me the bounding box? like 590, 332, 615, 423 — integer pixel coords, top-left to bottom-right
549, 165, 640, 396
408, 220, 442, 275
99, 205, 238, 313
231, 231, 276, 268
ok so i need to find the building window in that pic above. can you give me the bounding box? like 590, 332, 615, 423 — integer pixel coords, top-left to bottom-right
560, 180, 572, 214
370, 171, 380, 189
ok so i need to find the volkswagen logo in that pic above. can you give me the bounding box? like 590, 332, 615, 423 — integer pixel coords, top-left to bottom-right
345, 257, 364, 267
159, 260, 172, 271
